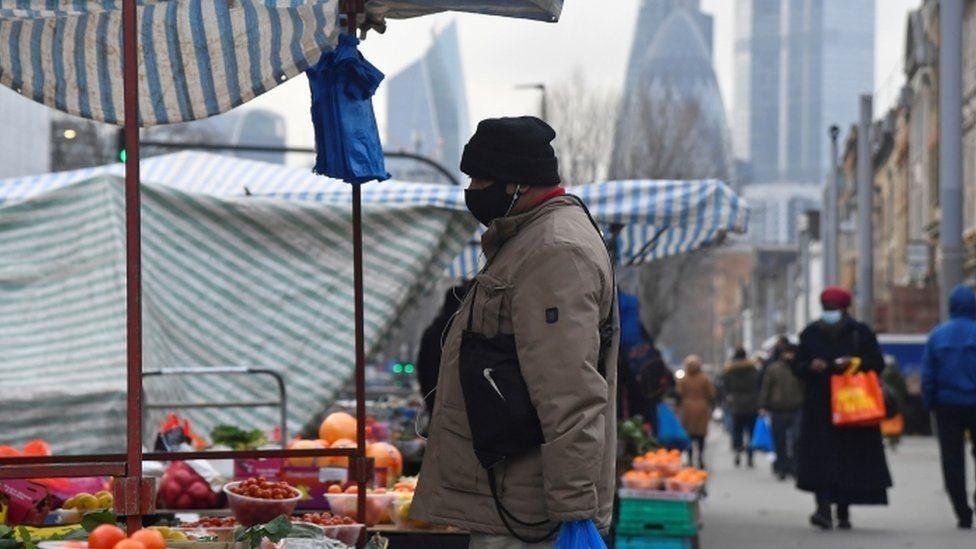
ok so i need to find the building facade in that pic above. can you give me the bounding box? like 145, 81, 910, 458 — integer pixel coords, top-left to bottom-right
614, 0, 730, 180
0, 87, 50, 178
733, 0, 874, 185
385, 22, 469, 184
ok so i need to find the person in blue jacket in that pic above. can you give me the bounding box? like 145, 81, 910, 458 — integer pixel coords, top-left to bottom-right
923, 284, 976, 529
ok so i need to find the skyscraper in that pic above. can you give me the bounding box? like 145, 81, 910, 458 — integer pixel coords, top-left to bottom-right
385, 22, 469, 184
734, 0, 874, 185
0, 86, 50, 178
614, 0, 729, 179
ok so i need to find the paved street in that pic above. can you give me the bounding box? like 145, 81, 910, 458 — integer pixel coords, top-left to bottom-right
698, 431, 976, 548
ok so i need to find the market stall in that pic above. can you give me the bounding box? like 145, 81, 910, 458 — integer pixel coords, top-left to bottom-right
0, 0, 742, 546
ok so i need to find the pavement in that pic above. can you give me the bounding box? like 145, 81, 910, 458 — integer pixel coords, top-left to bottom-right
697, 430, 976, 548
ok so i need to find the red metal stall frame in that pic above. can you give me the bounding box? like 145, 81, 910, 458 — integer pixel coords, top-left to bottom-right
0, 0, 373, 543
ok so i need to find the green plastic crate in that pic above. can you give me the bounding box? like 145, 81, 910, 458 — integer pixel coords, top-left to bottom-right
616, 498, 699, 538
615, 536, 694, 549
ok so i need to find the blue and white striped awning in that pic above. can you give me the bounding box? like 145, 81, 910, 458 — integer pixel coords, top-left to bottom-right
365, 0, 562, 22
0, 151, 749, 278
0, 0, 338, 126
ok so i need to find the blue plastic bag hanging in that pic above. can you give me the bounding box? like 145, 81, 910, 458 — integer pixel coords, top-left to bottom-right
307, 33, 390, 184
554, 520, 606, 549
751, 415, 774, 453
656, 402, 690, 450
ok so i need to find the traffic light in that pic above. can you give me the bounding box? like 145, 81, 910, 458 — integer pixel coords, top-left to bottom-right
116, 128, 126, 162
390, 362, 415, 375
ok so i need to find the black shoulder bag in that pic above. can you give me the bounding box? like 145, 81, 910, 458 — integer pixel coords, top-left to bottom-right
457, 196, 615, 543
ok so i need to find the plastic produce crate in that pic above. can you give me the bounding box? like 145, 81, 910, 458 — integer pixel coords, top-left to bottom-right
616, 497, 699, 538
615, 536, 695, 549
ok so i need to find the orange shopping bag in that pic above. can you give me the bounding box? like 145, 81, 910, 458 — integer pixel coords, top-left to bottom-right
831, 358, 886, 427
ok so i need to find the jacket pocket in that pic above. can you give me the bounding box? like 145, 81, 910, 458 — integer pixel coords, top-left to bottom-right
471, 273, 511, 336
435, 406, 501, 496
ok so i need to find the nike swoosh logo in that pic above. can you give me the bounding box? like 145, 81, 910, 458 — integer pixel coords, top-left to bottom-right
483, 368, 505, 400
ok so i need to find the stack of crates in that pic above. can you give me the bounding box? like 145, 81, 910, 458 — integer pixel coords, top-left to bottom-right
614, 491, 699, 548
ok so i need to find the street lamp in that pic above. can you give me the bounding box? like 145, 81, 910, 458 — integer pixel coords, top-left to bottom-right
515, 83, 547, 121
63, 129, 77, 140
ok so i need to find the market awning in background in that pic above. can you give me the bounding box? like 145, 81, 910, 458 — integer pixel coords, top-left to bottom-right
0, 151, 749, 279
0, 0, 338, 126
365, 0, 561, 21
0, 167, 476, 454
448, 179, 750, 278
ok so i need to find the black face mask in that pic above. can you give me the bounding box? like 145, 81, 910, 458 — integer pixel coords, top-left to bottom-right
464, 182, 519, 227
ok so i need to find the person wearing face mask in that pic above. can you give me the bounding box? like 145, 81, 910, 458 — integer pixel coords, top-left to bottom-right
411, 116, 618, 548
793, 286, 892, 531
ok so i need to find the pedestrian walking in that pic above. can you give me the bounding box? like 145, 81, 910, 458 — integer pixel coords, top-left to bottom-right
411, 117, 618, 548
721, 347, 760, 468
759, 343, 804, 480
795, 286, 892, 531
677, 355, 716, 469
922, 284, 976, 529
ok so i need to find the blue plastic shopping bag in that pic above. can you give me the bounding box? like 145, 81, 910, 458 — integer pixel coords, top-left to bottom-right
656, 402, 690, 450
751, 415, 774, 452
554, 520, 606, 549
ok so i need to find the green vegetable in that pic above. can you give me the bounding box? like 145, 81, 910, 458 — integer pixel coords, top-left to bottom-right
16, 527, 34, 549
211, 425, 268, 451
81, 510, 119, 532
234, 515, 293, 548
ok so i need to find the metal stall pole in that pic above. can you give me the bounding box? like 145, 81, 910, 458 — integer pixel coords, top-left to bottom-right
342, 0, 369, 540
856, 95, 873, 323
120, 0, 149, 532
939, 0, 965, 318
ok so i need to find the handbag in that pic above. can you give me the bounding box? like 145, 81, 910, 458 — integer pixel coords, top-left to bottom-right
750, 416, 774, 452
830, 358, 887, 427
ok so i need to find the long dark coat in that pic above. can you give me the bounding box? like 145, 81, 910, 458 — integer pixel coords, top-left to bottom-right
794, 317, 893, 503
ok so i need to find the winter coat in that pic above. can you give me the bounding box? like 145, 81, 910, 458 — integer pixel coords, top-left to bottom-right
721, 359, 761, 415
794, 317, 892, 500
411, 195, 619, 536
923, 285, 976, 408
677, 371, 716, 437
759, 360, 804, 413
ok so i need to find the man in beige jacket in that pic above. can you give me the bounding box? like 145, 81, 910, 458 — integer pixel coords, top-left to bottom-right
411, 116, 619, 548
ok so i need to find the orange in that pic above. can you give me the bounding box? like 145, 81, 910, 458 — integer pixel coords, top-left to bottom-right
327, 484, 343, 494
366, 442, 403, 480
324, 438, 356, 468
287, 439, 326, 467
23, 440, 51, 456
88, 525, 127, 549
319, 412, 357, 444
112, 540, 146, 549
130, 529, 165, 549
345, 485, 358, 494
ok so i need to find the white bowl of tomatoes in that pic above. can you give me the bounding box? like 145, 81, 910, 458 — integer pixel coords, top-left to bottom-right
223, 478, 301, 526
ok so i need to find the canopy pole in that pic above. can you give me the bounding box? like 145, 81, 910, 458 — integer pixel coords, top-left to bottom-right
341, 0, 368, 541
122, 0, 144, 533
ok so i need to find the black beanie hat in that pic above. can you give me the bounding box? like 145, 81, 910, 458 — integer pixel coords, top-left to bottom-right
460, 116, 561, 186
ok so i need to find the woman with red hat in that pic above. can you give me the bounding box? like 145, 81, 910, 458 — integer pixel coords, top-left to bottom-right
794, 286, 892, 530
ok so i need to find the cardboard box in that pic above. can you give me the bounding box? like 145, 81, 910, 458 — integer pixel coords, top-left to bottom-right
233, 458, 283, 482
281, 466, 348, 509
0, 480, 52, 526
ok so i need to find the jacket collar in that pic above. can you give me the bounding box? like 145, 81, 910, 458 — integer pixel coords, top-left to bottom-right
481, 194, 577, 259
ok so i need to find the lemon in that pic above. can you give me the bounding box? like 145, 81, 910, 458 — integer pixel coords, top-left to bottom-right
74, 494, 98, 511
62, 496, 78, 510
96, 493, 114, 509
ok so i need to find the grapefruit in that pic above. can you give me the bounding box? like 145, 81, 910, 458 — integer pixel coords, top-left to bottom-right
324, 438, 356, 468
319, 412, 357, 444
366, 442, 403, 480
287, 439, 325, 467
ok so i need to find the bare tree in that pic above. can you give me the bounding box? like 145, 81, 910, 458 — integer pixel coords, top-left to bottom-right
547, 69, 619, 186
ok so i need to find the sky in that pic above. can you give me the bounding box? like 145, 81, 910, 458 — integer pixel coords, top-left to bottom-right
241, 0, 922, 151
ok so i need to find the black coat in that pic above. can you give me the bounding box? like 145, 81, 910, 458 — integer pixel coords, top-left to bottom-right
794, 317, 892, 502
